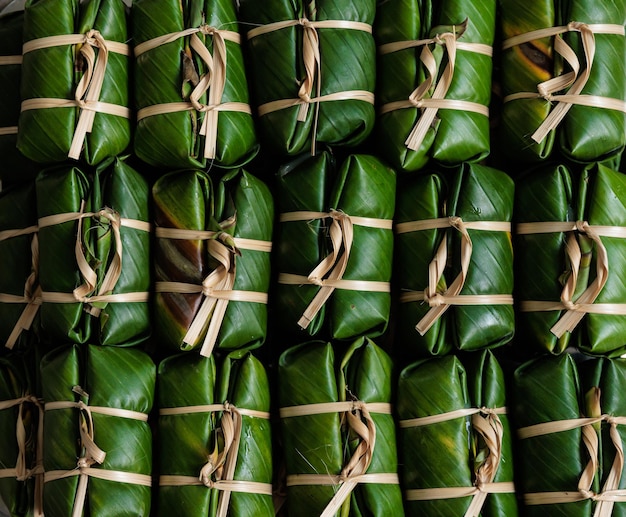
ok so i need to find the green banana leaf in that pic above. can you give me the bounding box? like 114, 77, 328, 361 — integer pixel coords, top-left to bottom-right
279, 339, 403, 517
157, 351, 273, 516
395, 172, 450, 356
581, 357, 626, 517
36, 158, 151, 346
513, 354, 591, 517
238, 0, 376, 156
394, 163, 514, 356
17, 0, 131, 165
397, 351, 518, 516
132, 0, 258, 169
328, 155, 395, 340
40, 344, 154, 517
153, 168, 273, 355
0, 353, 41, 517
560, 0, 626, 163
514, 164, 574, 354
274, 151, 334, 339
498, 0, 557, 163
0, 10, 39, 185
375, 0, 495, 171
0, 182, 39, 351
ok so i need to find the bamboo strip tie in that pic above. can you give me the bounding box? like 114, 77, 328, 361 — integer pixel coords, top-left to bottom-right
502, 22, 626, 143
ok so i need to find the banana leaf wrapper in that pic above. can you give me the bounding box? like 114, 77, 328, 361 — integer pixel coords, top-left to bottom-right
279, 339, 402, 516
239, 0, 376, 156
36, 159, 151, 346
157, 351, 273, 516
395, 172, 450, 356
153, 169, 273, 355
41, 344, 154, 517
18, 0, 131, 165
375, 0, 495, 171
132, 0, 257, 169
274, 151, 334, 339
514, 164, 574, 354
447, 164, 515, 350
0, 182, 39, 351
0, 10, 39, 184
397, 355, 473, 515
559, 1, 626, 163
581, 358, 626, 516
327, 155, 395, 340
0, 354, 42, 517
499, 0, 557, 163
513, 354, 592, 516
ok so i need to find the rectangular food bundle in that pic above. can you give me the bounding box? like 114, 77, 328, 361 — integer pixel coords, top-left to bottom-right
132, 0, 258, 169
375, 0, 496, 172
516, 163, 626, 356
0, 8, 38, 185
157, 351, 273, 516
17, 0, 132, 165
238, 0, 377, 156
513, 354, 626, 516
0, 182, 39, 351
0, 353, 43, 517
499, 0, 626, 165
153, 168, 273, 357
275, 152, 395, 342
396, 351, 518, 516
278, 338, 403, 517
394, 163, 514, 356
36, 158, 151, 346
40, 344, 155, 517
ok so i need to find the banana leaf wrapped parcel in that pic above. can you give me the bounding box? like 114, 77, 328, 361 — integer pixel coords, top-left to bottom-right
278, 338, 403, 517
153, 168, 273, 357
394, 163, 514, 357
0, 9, 38, 184
0, 182, 39, 351
397, 351, 517, 516
40, 344, 155, 517
157, 351, 273, 516
238, 0, 376, 156
133, 0, 258, 169
275, 152, 395, 342
499, 0, 626, 164
516, 163, 626, 356
0, 353, 43, 517
17, 0, 131, 165
36, 158, 151, 346
375, 0, 496, 172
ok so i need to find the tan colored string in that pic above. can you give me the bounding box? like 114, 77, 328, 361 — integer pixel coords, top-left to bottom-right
21, 32, 131, 160
518, 413, 626, 511
0, 225, 41, 349
135, 25, 249, 160
396, 217, 513, 335
0, 394, 45, 517
155, 228, 271, 358
400, 406, 512, 516
280, 400, 390, 517
277, 210, 393, 330
45, 386, 151, 517
247, 18, 374, 154
37, 209, 151, 313
502, 23, 626, 144
0, 55, 22, 65
517, 220, 616, 337
159, 402, 271, 515
378, 21, 492, 151
0, 126, 18, 136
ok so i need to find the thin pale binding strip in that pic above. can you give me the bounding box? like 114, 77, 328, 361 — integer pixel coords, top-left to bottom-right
405, 483, 516, 500
135, 25, 250, 160
159, 476, 272, 494
0, 224, 38, 242
287, 473, 399, 486
399, 406, 506, 429
0, 126, 18, 136
378, 21, 491, 151
280, 401, 392, 418
155, 226, 272, 253
501, 23, 626, 144
159, 404, 270, 420
0, 55, 22, 65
